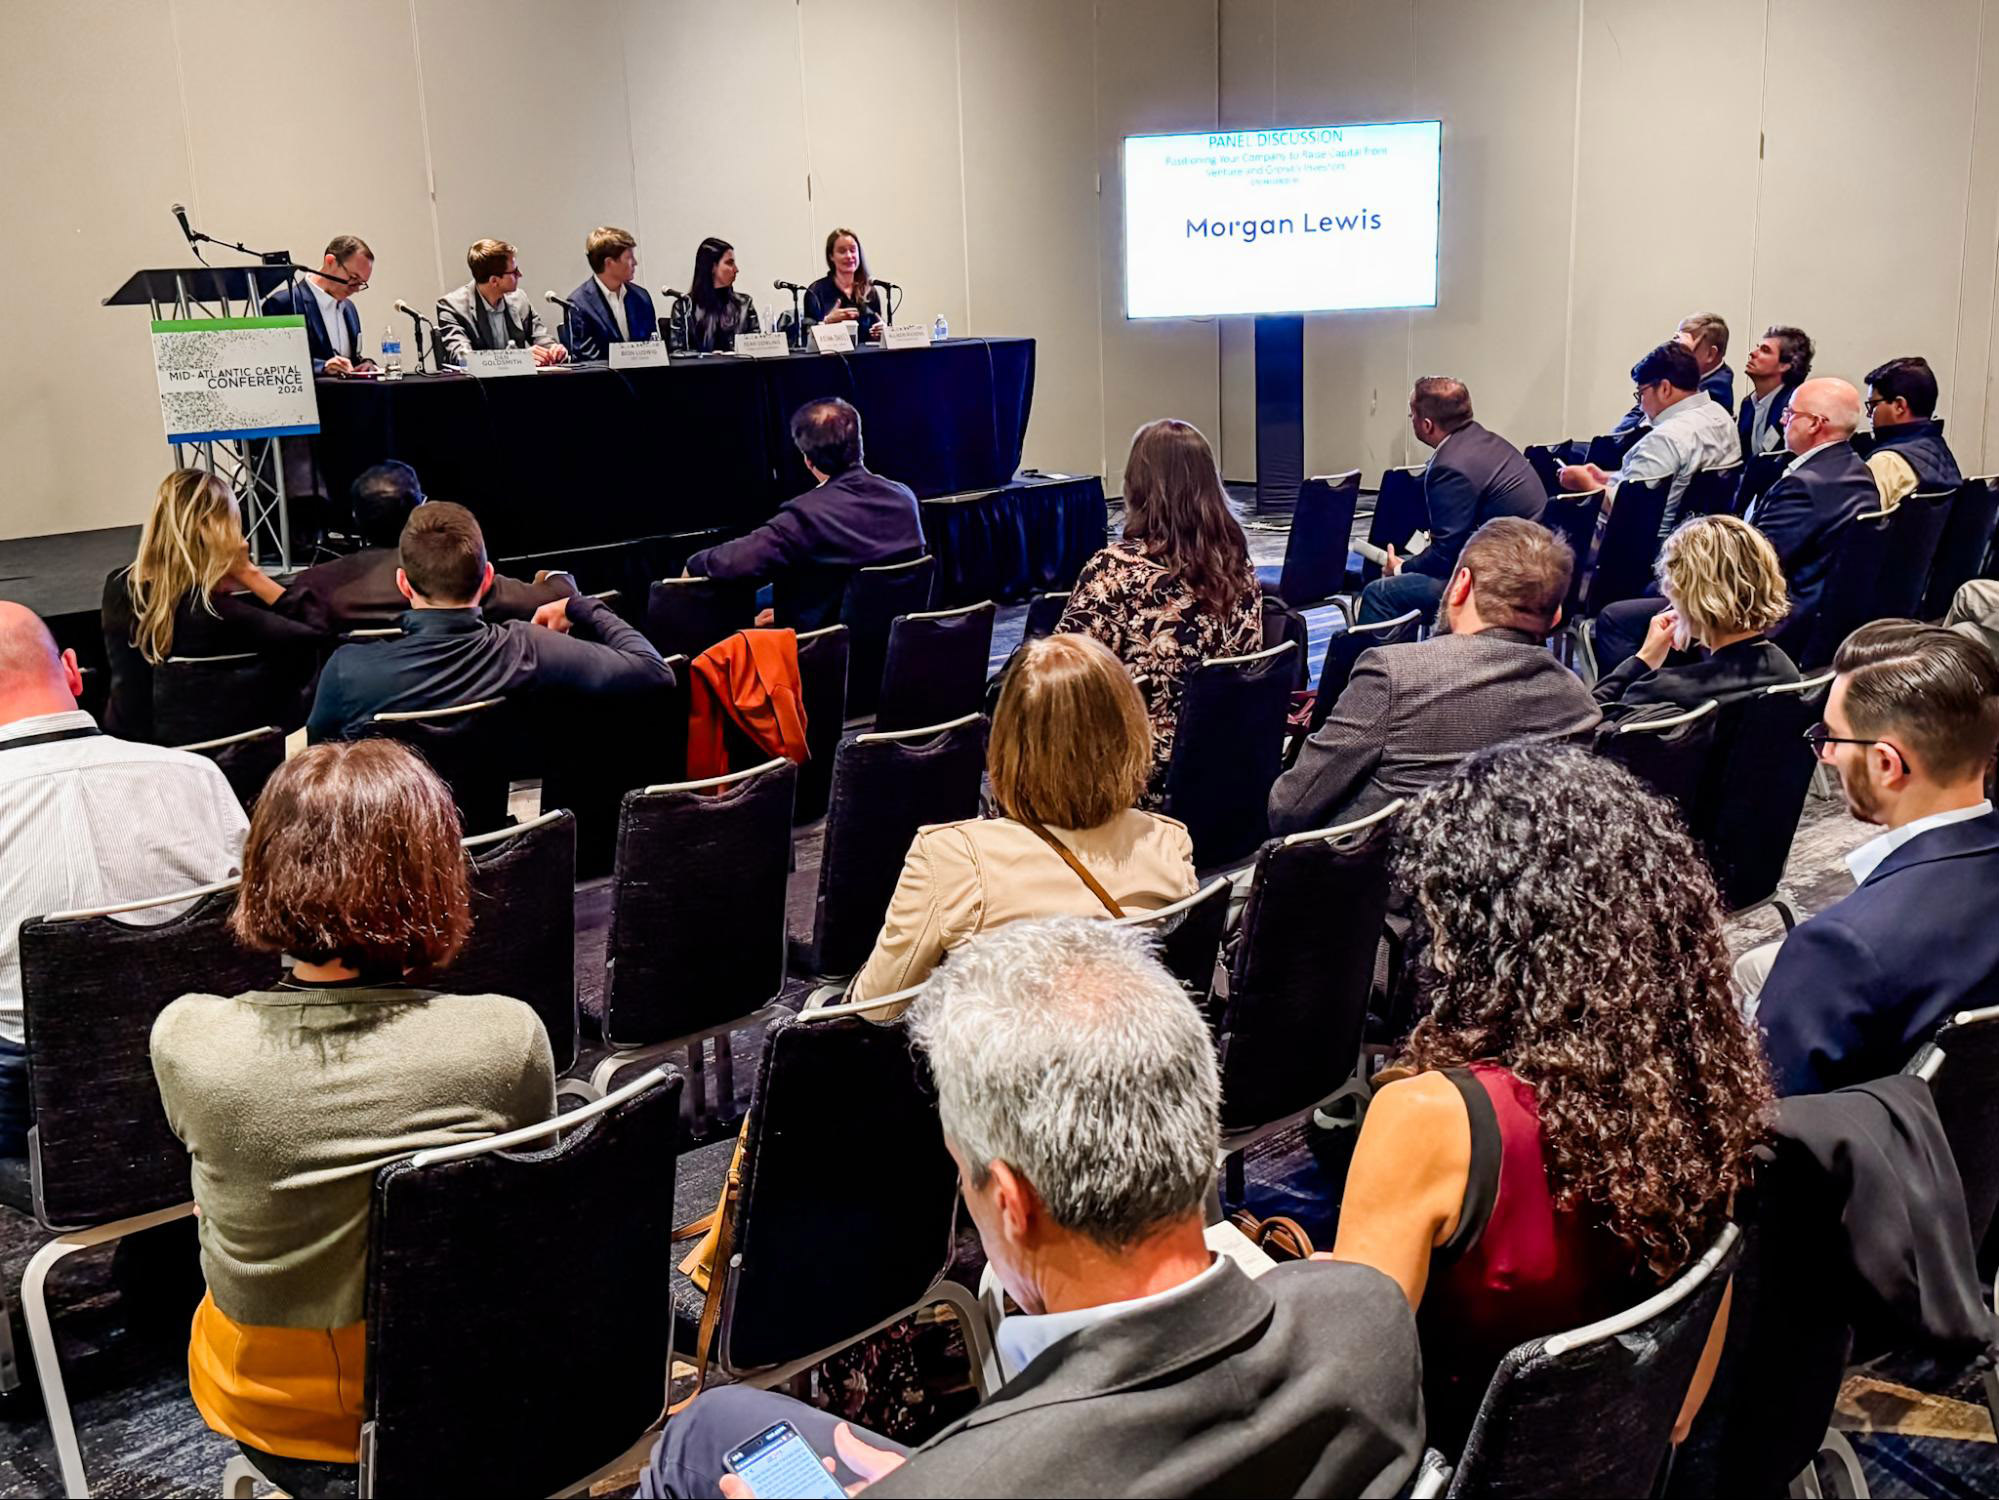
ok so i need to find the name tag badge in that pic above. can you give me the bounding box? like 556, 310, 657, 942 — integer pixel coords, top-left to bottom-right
810, 321, 858, 354
881, 323, 933, 350
737, 331, 792, 360
466, 348, 537, 378
609, 341, 670, 369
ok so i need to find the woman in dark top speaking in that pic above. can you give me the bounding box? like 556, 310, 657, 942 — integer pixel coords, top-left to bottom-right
671, 236, 761, 353
803, 226, 884, 341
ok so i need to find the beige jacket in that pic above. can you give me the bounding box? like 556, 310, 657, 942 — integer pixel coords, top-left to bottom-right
848, 810, 1199, 1015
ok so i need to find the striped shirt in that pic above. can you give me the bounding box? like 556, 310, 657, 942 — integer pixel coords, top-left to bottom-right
0, 710, 247, 1044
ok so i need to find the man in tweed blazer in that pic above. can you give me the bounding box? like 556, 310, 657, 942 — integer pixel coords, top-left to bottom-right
1271, 518, 1601, 833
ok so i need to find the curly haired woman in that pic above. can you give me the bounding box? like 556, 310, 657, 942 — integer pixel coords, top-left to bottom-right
1328, 744, 1774, 1455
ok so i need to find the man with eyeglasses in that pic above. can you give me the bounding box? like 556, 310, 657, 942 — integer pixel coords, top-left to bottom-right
436, 238, 568, 368
1858, 355, 1963, 510
262, 234, 375, 376
1735, 620, 1999, 1094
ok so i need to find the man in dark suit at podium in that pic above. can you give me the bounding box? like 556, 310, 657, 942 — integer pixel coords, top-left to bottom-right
563, 226, 658, 361
435, 238, 568, 367
261, 234, 375, 376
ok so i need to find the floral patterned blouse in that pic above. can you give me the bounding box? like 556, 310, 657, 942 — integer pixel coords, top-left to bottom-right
1056, 539, 1263, 803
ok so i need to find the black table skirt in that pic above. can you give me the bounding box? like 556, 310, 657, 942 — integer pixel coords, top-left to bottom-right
311, 338, 1036, 558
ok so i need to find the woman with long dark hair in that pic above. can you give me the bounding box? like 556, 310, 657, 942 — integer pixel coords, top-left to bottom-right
672, 236, 761, 353
1329, 745, 1773, 1455
1056, 418, 1260, 800
803, 226, 884, 342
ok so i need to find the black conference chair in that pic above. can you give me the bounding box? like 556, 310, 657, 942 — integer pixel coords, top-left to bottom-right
152, 647, 317, 745
643, 575, 758, 660
452, 810, 578, 1071
1908, 1005, 1999, 1272
1788, 496, 1950, 672
793, 625, 850, 823
1592, 700, 1720, 819
1734, 449, 1791, 518
1539, 490, 1604, 624
1022, 590, 1071, 641
540, 673, 688, 877
1356, 465, 1430, 588
1260, 591, 1313, 691
1212, 801, 1400, 1205
1680, 462, 1744, 519
585, 758, 797, 1123
173, 723, 284, 809
1875, 489, 1957, 620
840, 555, 937, 719
1577, 474, 1672, 618
1523, 444, 1564, 496
1693, 672, 1831, 922
1162, 640, 1299, 872
1112, 877, 1233, 1012
1276, 469, 1361, 610
1434, 1223, 1742, 1498
1921, 476, 1999, 620
876, 600, 997, 732
1304, 609, 1422, 738
1584, 428, 1644, 468
799, 714, 987, 978
12, 882, 281, 1496
365, 697, 523, 835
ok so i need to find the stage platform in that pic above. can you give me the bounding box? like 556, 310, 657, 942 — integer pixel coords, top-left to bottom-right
0, 525, 142, 660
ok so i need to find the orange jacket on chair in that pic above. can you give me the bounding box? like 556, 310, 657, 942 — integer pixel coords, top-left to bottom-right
687, 629, 810, 781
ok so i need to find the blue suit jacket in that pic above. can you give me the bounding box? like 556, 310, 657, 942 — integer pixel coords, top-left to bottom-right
1759, 810, 1999, 1094
262, 279, 364, 374
563, 277, 658, 361
1747, 443, 1877, 656
1738, 383, 1795, 460
1405, 421, 1546, 581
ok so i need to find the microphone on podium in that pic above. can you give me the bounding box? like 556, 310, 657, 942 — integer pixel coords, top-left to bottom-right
171, 203, 194, 245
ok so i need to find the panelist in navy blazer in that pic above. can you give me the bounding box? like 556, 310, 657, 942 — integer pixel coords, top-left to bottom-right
261, 234, 374, 376
1738, 325, 1813, 459
562, 226, 657, 362
684, 398, 925, 631
1739, 622, 1999, 1095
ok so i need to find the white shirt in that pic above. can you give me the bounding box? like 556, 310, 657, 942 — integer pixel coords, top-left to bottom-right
594, 275, 630, 340
1615, 391, 1742, 527
1784, 438, 1847, 477
0, 711, 248, 1044
995, 1255, 1226, 1380
306, 277, 352, 360
1846, 800, 1992, 886
1748, 387, 1784, 455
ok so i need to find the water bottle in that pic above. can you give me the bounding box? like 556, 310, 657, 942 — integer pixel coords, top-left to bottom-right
380, 325, 403, 380
932, 313, 949, 341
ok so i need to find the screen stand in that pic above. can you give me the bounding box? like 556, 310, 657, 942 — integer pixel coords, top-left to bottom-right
1253, 315, 1304, 515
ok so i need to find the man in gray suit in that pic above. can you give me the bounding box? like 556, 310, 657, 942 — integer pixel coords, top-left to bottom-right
1272, 517, 1600, 833
435, 237, 568, 367
641, 919, 1424, 1499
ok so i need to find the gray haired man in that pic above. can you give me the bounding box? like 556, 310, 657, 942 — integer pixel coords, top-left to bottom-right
642, 918, 1423, 1499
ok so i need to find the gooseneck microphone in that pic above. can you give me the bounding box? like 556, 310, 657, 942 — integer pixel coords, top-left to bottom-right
393, 299, 434, 372
544, 290, 576, 311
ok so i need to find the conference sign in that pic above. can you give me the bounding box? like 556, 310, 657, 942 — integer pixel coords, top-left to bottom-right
151, 315, 319, 444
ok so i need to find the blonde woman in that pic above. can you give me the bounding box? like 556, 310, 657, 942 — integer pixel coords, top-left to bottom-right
100, 470, 325, 740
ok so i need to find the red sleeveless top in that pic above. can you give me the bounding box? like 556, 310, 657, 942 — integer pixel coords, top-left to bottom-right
1417, 1063, 1642, 1452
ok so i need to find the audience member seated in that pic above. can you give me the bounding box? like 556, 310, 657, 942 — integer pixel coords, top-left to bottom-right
1558, 340, 1740, 538
847, 634, 1198, 1009
1593, 514, 1799, 720
1357, 377, 1545, 628
646, 919, 1425, 1499
101, 469, 327, 741
307, 502, 670, 742
683, 397, 924, 630
1739, 324, 1814, 459
1270, 519, 1600, 833
1946, 577, 1999, 657
1057, 418, 1261, 803
0, 602, 245, 1158
279, 463, 574, 632
1737, 621, 1999, 1094
1861, 355, 1963, 508
151, 739, 554, 1494
1612, 312, 1735, 433
1329, 745, 1772, 1455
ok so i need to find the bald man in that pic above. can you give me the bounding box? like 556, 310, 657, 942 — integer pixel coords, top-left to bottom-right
0, 603, 246, 1155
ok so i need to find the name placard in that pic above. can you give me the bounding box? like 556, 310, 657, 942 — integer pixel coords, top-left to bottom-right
737, 331, 792, 360
467, 348, 537, 377
810, 321, 858, 354
609, 341, 670, 369
881, 323, 933, 351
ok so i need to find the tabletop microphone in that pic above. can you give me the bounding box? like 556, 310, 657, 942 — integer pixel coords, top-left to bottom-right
873, 279, 902, 290
659, 287, 685, 302
773, 278, 805, 292
544, 290, 576, 311
171, 202, 194, 244
393, 298, 432, 326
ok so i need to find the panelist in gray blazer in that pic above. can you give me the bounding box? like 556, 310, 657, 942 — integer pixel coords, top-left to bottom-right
1273, 518, 1601, 833
435, 237, 568, 368
641, 920, 1424, 1499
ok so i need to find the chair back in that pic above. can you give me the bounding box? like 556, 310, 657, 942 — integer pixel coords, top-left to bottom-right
1310, 611, 1421, 733
1445, 1224, 1743, 1498
1592, 700, 1720, 817
1734, 450, 1790, 517
1907, 1005, 1999, 1246
643, 575, 757, 659
809, 715, 987, 975
1022, 590, 1070, 641
1162, 641, 1299, 870
1523, 445, 1563, 496
1260, 592, 1312, 691
1218, 803, 1398, 1133
793, 625, 850, 823
1921, 476, 1999, 620
20, 883, 281, 1228
1277, 470, 1361, 607
1539, 492, 1604, 620
839, 555, 936, 717
1873, 488, 1957, 619
452, 811, 578, 1070
363, 1069, 683, 1496
539, 673, 687, 877
365, 697, 521, 835
1580, 475, 1671, 616
153, 648, 316, 745
1694, 673, 1830, 912
1112, 878, 1232, 1009
876, 600, 997, 732
720, 1014, 958, 1373
174, 724, 284, 809
603, 759, 796, 1048
1365, 466, 1432, 585
1682, 463, 1745, 519
1584, 428, 1643, 468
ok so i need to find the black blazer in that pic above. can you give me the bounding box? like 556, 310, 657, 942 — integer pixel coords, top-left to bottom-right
277, 549, 575, 633
868, 1259, 1423, 1498
261, 279, 363, 375
669, 291, 761, 353
803, 275, 883, 339
1406, 421, 1546, 581
1746, 444, 1878, 656
1593, 636, 1800, 717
